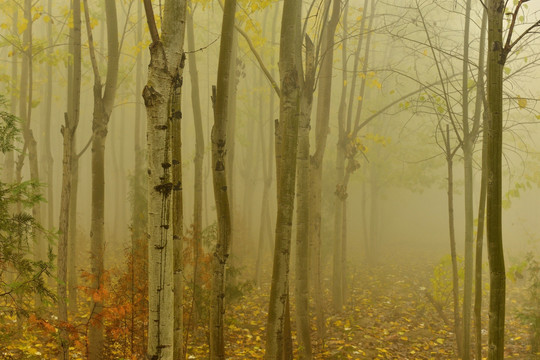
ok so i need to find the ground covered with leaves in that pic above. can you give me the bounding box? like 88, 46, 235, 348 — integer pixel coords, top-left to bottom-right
1, 245, 538, 359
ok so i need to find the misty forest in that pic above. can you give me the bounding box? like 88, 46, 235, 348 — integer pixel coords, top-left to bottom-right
2, 0, 540, 359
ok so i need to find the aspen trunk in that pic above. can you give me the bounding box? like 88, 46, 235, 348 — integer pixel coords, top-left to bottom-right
295, 35, 314, 360
209, 0, 235, 358
265, 0, 301, 357
143, 0, 186, 358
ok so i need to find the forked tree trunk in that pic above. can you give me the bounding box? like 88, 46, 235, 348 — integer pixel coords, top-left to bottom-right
142, 0, 186, 358
265, 0, 301, 358
209, 0, 235, 358
83, 0, 120, 357
57, 0, 82, 357
486, 1, 505, 358
309, 0, 340, 339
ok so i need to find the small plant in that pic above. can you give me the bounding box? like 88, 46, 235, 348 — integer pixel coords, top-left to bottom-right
516, 252, 540, 355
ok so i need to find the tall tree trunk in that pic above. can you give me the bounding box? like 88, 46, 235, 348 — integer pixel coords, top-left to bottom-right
226, 32, 238, 263
171, 54, 185, 360
474, 10, 487, 360
265, 0, 301, 357
42, 0, 54, 233
486, 1, 505, 358
68, 149, 79, 314
58, 0, 82, 357
19, 0, 45, 308
209, 0, 236, 358
4, 6, 17, 185
309, 0, 341, 338
461, 1, 474, 358
295, 35, 314, 360
143, 0, 186, 358
83, 0, 120, 357
443, 125, 463, 357
186, 1, 204, 329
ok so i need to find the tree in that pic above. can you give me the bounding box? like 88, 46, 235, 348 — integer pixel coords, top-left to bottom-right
485, 1, 539, 358
57, 0, 82, 357
209, 0, 235, 357
82, 0, 120, 357
142, 0, 186, 358
265, 0, 301, 357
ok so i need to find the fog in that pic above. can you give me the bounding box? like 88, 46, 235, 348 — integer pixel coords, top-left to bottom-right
1, 0, 540, 358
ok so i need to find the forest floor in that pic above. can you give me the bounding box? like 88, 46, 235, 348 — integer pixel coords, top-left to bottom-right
1, 244, 537, 359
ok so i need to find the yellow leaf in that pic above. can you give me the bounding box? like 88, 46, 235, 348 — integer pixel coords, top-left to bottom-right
436, 338, 444, 344
400, 336, 408, 341
43, 15, 51, 23
343, 80, 347, 86
0, 23, 8, 29
18, 19, 28, 34
423, 49, 428, 56
357, 95, 363, 101
517, 96, 527, 109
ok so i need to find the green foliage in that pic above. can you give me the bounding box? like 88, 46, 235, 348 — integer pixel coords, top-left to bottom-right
430, 254, 463, 306
0, 97, 54, 321
515, 252, 540, 354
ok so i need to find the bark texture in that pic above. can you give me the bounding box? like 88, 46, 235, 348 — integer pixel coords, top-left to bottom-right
486, 1, 505, 358
143, 0, 186, 358
265, 0, 301, 357
209, 0, 235, 358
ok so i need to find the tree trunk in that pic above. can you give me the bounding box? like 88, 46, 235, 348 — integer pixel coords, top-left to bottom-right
20, 0, 45, 308
58, 0, 82, 357
309, 0, 341, 339
295, 35, 315, 360
209, 0, 236, 357
4, 6, 17, 185
486, 1, 505, 358
143, 0, 186, 358
474, 10, 487, 360
171, 54, 185, 360
265, 0, 301, 357
83, 0, 120, 357
443, 125, 463, 357
186, 1, 204, 329
461, 1, 474, 358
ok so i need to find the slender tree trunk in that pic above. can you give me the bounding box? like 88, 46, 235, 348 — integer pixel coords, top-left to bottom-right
20, 0, 45, 308
226, 32, 238, 263
171, 54, 185, 360
474, 11, 488, 360
295, 36, 315, 360
68, 150, 79, 314
309, 0, 340, 337
58, 0, 82, 357
43, 0, 54, 233
209, 0, 235, 357
461, 2, 474, 358
83, 0, 120, 357
4, 6, 17, 185
186, 1, 205, 329
443, 125, 463, 357
265, 0, 301, 357
486, 1, 505, 358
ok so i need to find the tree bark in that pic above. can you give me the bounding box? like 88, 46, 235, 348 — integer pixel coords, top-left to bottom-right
295, 35, 315, 360
265, 0, 301, 357
443, 125, 463, 357
58, 0, 82, 357
486, 1, 505, 358
143, 0, 186, 358
83, 0, 120, 357
461, 1, 474, 357
186, 1, 204, 329
209, 0, 236, 357
474, 10, 488, 360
